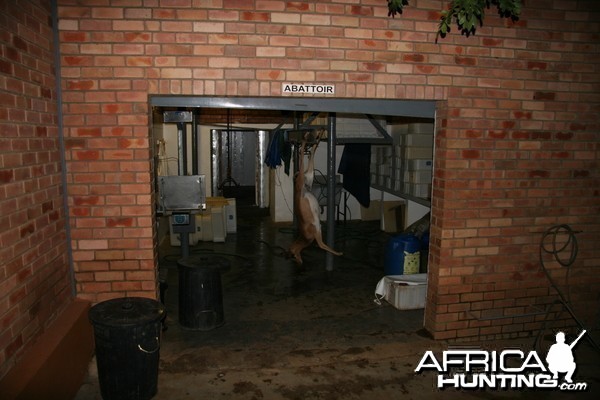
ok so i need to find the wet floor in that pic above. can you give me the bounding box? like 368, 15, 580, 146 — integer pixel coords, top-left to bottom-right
75, 205, 600, 399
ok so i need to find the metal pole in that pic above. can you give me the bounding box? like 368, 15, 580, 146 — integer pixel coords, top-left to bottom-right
191, 111, 199, 175
52, 0, 76, 297
210, 129, 220, 196
292, 113, 300, 228
177, 122, 187, 175
180, 231, 190, 258
326, 113, 336, 272
256, 130, 269, 208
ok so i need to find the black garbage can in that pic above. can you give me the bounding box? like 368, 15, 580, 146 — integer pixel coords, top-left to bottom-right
177, 255, 230, 331
89, 297, 166, 400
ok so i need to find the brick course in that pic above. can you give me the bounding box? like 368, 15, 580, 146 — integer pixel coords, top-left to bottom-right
5, 0, 599, 359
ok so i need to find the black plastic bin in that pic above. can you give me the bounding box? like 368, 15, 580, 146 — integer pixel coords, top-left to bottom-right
89, 297, 166, 400
177, 255, 230, 331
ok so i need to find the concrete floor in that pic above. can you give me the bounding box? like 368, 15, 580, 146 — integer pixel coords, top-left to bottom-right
75, 203, 600, 399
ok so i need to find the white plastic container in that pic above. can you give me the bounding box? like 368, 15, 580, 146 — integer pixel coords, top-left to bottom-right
225, 198, 237, 233
211, 207, 226, 243
384, 274, 427, 310
200, 214, 213, 242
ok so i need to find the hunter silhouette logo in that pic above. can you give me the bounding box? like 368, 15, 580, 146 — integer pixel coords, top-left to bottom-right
546, 330, 586, 384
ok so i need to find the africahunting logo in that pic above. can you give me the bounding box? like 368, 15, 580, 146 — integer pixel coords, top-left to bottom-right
415, 330, 588, 392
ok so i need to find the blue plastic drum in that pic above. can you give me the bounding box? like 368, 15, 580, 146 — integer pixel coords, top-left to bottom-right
420, 231, 430, 273
384, 234, 421, 275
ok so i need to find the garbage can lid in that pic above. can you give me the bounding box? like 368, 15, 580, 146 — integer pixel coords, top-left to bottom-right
177, 255, 231, 271
89, 297, 166, 328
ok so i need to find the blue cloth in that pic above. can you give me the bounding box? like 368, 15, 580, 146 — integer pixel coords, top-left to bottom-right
338, 144, 371, 207
265, 130, 291, 175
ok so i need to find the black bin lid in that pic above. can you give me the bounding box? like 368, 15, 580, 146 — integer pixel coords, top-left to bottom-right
177, 255, 231, 271
89, 297, 166, 328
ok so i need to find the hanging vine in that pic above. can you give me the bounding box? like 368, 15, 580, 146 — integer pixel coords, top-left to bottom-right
387, 0, 522, 39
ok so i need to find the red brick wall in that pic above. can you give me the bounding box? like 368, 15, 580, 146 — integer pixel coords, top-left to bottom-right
56, 0, 600, 340
0, 0, 72, 378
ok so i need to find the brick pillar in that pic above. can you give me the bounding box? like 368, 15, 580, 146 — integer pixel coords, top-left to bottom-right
1, 0, 72, 378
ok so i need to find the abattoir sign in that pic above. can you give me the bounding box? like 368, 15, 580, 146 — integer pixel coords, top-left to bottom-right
282, 83, 334, 94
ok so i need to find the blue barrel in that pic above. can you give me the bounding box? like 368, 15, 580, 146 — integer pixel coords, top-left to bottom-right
420, 231, 430, 273
385, 234, 421, 275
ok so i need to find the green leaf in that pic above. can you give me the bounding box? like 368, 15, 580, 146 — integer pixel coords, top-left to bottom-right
428, 0, 522, 40
387, 0, 409, 18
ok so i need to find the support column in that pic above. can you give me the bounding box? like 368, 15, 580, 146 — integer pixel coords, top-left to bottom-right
326, 113, 336, 272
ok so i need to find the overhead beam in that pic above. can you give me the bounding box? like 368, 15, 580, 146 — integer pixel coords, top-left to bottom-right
150, 96, 436, 119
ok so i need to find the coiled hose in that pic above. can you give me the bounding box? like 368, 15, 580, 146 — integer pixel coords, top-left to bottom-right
535, 224, 600, 353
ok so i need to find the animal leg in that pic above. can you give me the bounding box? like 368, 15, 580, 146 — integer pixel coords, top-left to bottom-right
288, 237, 312, 264
313, 231, 343, 257
303, 143, 318, 189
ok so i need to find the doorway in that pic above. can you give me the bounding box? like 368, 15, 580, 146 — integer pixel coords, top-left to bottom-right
211, 129, 270, 208
150, 97, 437, 250
149, 96, 438, 356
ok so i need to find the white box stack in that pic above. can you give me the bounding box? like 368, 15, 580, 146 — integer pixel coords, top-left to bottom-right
392, 122, 434, 199
371, 145, 393, 189
407, 159, 433, 170
370, 122, 434, 199
337, 115, 387, 140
